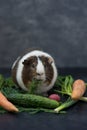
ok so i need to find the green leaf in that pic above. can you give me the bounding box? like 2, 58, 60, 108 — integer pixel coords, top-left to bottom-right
4, 77, 15, 87
0, 74, 5, 89
28, 80, 42, 94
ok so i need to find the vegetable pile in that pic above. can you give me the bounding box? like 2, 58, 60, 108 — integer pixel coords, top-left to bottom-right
0, 74, 87, 114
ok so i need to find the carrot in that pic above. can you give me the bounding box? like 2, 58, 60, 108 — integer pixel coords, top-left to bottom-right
71, 79, 86, 100
0, 92, 19, 112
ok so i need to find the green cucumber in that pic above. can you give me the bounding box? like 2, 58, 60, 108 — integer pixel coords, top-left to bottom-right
7, 93, 60, 109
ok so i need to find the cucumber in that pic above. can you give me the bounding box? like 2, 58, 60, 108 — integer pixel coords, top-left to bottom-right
7, 93, 60, 109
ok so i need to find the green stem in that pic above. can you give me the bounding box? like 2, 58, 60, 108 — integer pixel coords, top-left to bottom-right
55, 90, 87, 102
80, 97, 87, 102
54, 98, 77, 113
54, 90, 71, 96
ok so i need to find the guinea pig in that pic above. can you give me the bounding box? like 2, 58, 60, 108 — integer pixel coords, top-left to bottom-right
11, 49, 58, 95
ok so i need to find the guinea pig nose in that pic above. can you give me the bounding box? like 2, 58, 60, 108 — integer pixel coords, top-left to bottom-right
37, 73, 43, 76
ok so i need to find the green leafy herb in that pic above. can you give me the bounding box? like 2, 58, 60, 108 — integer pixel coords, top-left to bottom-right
54, 75, 74, 96
18, 107, 66, 114
28, 80, 42, 94
4, 77, 15, 87
0, 74, 5, 89
18, 107, 56, 114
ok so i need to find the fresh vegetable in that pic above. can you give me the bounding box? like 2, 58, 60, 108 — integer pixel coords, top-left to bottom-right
18, 107, 65, 114
0, 92, 18, 112
28, 80, 42, 94
54, 76, 87, 113
7, 93, 60, 109
54, 97, 77, 113
0, 74, 87, 114
0, 74, 5, 89
54, 75, 74, 96
4, 77, 15, 87
54, 76, 78, 112
71, 79, 86, 100
49, 94, 60, 101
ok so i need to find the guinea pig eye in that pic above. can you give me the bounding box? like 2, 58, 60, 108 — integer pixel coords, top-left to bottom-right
31, 63, 36, 68
44, 63, 47, 68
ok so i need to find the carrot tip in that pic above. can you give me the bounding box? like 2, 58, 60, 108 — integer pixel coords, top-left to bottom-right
0, 91, 19, 113
12, 108, 19, 112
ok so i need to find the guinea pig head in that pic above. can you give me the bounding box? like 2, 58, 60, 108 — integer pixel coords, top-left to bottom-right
38, 56, 54, 85
22, 55, 54, 86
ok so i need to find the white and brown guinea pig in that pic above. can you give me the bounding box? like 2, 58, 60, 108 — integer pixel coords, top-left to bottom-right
11, 49, 58, 94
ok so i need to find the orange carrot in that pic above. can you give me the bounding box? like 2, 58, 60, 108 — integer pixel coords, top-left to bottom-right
0, 92, 19, 112
71, 79, 86, 100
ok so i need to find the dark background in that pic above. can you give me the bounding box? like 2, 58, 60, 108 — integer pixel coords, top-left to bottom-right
0, 0, 87, 68
0, 1, 87, 129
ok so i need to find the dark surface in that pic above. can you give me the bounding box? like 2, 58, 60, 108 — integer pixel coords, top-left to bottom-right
0, 0, 87, 68
0, 68, 87, 130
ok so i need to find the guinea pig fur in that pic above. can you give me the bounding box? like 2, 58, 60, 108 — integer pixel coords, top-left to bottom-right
11, 49, 58, 94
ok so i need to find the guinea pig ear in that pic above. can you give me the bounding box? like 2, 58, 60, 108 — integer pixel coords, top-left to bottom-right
22, 59, 29, 66
48, 57, 53, 64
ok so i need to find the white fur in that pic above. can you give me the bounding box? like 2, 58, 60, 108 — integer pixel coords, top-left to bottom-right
15, 50, 58, 92
36, 58, 45, 80
36, 58, 45, 74
36, 61, 58, 93
12, 57, 20, 69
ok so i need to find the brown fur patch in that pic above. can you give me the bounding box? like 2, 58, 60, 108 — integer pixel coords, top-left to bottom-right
39, 56, 54, 85
22, 56, 38, 88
